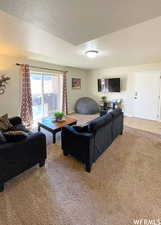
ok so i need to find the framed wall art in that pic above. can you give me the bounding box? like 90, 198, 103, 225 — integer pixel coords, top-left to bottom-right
72, 78, 81, 89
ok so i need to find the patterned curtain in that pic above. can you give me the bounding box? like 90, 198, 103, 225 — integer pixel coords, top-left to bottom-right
62, 71, 68, 115
20, 64, 33, 127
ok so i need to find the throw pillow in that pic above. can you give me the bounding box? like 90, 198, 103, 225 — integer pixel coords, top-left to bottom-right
3, 131, 28, 142
0, 131, 7, 144
0, 114, 13, 131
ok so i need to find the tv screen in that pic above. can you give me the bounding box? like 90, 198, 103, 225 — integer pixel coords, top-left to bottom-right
98, 78, 120, 92
108, 78, 120, 92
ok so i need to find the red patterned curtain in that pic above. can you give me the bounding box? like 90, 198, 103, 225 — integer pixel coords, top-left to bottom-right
62, 71, 68, 115
20, 64, 33, 127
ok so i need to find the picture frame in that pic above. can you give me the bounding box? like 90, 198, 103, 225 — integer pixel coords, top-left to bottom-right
72, 78, 81, 89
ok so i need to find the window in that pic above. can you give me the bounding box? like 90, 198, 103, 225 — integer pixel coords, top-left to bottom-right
31, 72, 63, 122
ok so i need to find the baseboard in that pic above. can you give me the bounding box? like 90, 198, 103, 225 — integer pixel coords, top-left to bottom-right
68, 111, 75, 115
124, 113, 133, 117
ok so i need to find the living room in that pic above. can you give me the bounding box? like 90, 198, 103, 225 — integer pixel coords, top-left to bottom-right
0, 1, 161, 225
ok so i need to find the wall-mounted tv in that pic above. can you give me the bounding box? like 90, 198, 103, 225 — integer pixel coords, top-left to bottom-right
98, 78, 120, 92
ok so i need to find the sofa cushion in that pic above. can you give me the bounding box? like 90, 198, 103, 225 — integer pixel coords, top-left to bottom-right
110, 108, 122, 118
88, 114, 112, 132
0, 131, 7, 144
0, 114, 13, 131
3, 131, 28, 142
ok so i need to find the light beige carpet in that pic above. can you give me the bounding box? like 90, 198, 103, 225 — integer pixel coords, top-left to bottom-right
124, 116, 161, 136
0, 126, 161, 225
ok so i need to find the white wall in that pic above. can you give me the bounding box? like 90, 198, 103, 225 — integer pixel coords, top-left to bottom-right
0, 55, 88, 117
86, 63, 161, 117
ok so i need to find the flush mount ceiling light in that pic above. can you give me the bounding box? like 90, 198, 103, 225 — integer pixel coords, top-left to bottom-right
85, 50, 99, 58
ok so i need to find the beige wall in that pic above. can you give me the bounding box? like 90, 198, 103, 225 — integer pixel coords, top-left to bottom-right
87, 63, 161, 116
1, 55, 161, 119
0, 55, 88, 117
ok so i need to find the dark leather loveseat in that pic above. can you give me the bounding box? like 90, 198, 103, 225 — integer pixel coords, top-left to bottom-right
0, 117, 46, 192
61, 108, 123, 172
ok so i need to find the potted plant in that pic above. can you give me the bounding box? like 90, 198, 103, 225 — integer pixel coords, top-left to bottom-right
54, 112, 64, 122
101, 95, 107, 103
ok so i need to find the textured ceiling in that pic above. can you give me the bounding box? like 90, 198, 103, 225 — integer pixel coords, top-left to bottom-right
1, 0, 161, 45
1, 10, 161, 69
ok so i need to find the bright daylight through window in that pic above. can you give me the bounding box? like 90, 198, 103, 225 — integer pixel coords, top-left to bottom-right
31, 72, 63, 124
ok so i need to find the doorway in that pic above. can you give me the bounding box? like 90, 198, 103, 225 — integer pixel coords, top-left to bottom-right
133, 72, 161, 121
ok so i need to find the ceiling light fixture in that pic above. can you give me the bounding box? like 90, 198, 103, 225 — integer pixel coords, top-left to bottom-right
85, 50, 99, 58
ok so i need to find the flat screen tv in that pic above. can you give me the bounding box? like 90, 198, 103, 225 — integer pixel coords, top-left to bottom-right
98, 78, 120, 92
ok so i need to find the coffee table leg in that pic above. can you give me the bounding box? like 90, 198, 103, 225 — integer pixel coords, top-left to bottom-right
53, 133, 56, 144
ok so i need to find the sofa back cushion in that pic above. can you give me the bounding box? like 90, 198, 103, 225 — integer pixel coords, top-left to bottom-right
0, 114, 13, 131
94, 121, 113, 159
110, 108, 122, 118
88, 113, 112, 132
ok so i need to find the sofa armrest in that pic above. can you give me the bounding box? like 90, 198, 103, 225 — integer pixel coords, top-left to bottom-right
9, 117, 22, 126
72, 125, 89, 133
28, 131, 46, 142
61, 125, 93, 155
0, 132, 46, 159
27, 132, 47, 160
61, 126, 94, 172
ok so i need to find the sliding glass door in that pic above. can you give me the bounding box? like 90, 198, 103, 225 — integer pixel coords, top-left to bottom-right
31, 72, 63, 122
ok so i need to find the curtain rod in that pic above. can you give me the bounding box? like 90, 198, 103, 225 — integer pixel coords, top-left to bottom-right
16, 63, 67, 73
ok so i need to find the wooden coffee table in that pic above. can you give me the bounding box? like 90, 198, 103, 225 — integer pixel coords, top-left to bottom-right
38, 116, 77, 143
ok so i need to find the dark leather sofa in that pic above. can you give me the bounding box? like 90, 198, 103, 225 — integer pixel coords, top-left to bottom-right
61, 108, 123, 172
0, 117, 46, 192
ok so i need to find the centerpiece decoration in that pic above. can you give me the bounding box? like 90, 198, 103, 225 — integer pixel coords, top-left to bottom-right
54, 112, 64, 122
101, 95, 107, 103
